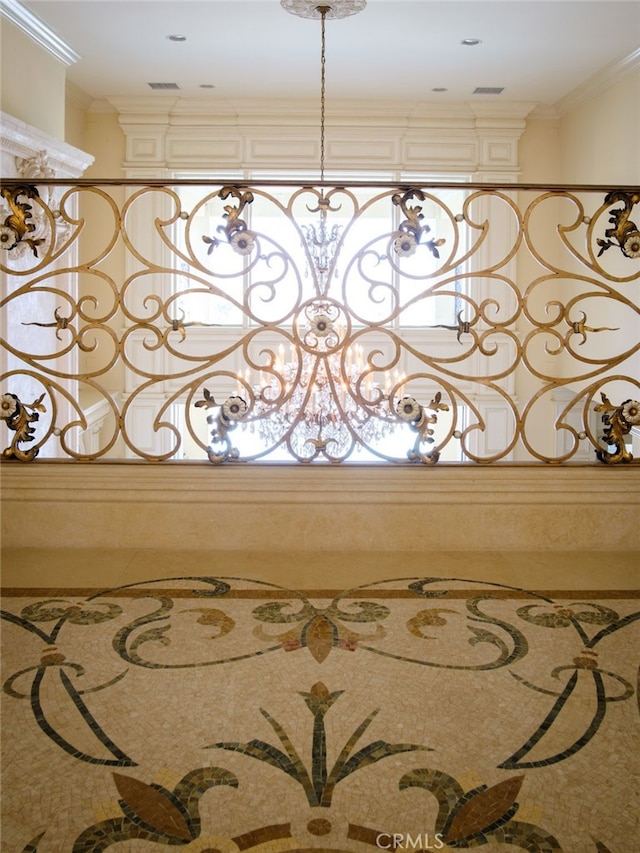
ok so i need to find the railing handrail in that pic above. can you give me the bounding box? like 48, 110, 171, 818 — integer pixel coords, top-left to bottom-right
1, 177, 639, 192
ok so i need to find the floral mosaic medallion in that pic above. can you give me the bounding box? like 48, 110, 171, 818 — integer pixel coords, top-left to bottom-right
1, 575, 638, 852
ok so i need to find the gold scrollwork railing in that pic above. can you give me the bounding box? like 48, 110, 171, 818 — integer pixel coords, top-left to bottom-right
1, 179, 639, 464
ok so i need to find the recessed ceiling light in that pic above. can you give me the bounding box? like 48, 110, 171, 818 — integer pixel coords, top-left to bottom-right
167, 34, 187, 42
461, 38, 482, 46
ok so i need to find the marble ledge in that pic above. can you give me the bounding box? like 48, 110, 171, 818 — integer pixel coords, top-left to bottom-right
1, 462, 638, 552
1, 461, 639, 505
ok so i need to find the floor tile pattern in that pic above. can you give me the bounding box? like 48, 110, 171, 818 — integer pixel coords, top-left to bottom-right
1, 574, 638, 852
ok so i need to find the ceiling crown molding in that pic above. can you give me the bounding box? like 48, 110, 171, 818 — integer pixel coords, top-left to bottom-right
106, 95, 538, 130
0, 0, 80, 65
554, 46, 640, 116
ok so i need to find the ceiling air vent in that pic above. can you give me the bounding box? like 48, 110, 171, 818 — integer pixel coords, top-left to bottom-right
473, 86, 504, 95
148, 82, 180, 90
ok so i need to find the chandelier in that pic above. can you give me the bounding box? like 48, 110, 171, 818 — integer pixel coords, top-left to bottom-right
197, 1, 450, 463
200, 299, 448, 463
238, 318, 405, 461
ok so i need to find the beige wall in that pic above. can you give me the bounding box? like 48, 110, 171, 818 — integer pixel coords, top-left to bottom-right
82, 110, 125, 179
559, 68, 640, 184
64, 86, 88, 152
516, 69, 639, 185
0, 18, 66, 140
62, 90, 126, 176
518, 117, 561, 184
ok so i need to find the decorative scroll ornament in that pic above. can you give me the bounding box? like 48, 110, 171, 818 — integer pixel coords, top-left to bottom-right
392, 189, 447, 259
594, 394, 640, 463
402, 392, 450, 465
0, 392, 46, 461
21, 305, 73, 340
195, 389, 243, 464
3, 152, 72, 258
597, 191, 640, 258
0, 185, 44, 256
202, 186, 256, 257
565, 310, 618, 346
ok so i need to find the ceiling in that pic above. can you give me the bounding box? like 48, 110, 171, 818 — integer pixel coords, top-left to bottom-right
19, 0, 640, 110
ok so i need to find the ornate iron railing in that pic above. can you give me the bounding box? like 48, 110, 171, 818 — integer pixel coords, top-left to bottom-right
1, 179, 639, 464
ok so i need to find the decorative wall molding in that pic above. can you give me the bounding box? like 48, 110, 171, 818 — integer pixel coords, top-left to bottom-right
166, 133, 244, 165
0, 110, 94, 176
107, 96, 535, 174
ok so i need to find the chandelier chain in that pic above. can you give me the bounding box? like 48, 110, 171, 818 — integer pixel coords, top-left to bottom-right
319, 5, 328, 182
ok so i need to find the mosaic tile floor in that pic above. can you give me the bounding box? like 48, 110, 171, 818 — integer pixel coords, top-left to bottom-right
1, 573, 638, 853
